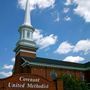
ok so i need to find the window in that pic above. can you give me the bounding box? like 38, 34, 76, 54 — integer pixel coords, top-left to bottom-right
27, 31, 30, 38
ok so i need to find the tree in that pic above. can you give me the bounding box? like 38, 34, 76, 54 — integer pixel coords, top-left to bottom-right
61, 74, 88, 90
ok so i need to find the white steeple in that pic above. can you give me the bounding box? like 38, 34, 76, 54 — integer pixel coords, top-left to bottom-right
14, 0, 38, 58
23, 0, 31, 26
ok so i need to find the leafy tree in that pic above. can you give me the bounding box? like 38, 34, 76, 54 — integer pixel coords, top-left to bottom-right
61, 74, 88, 90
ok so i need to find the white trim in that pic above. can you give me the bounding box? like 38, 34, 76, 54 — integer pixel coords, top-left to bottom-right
16, 49, 36, 55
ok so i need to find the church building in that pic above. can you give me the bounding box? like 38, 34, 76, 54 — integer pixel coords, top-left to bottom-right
0, 0, 90, 90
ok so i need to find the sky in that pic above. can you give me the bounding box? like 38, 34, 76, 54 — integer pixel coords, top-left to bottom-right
0, 0, 90, 78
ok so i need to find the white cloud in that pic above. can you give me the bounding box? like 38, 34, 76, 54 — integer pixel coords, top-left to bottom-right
33, 29, 57, 49
73, 39, 90, 54
63, 56, 85, 63
63, 8, 70, 13
37, 0, 55, 9
11, 57, 15, 62
33, 29, 43, 41
55, 16, 60, 22
55, 39, 90, 55
18, 0, 55, 10
64, 0, 90, 22
3, 64, 13, 70
38, 34, 57, 49
0, 71, 12, 77
55, 41, 74, 54
54, 13, 60, 22
74, 0, 90, 22
64, 0, 73, 6
64, 16, 71, 21
51, 11, 60, 22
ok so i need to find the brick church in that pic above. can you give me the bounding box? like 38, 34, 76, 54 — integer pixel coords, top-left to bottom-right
0, 0, 90, 90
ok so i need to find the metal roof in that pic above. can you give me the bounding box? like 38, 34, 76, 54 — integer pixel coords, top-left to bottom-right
21, 56, 90, 71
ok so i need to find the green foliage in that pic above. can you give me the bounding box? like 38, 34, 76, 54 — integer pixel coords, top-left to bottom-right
61, 74, 88, 90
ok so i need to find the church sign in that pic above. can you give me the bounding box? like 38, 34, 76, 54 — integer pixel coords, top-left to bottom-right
0, 74, 53, 90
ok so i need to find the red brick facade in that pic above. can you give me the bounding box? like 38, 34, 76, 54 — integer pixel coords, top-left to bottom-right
0, 51, 90, 90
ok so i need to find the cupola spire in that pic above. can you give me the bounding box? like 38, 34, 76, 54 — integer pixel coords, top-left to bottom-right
23, 0, 31, 26
14, 0, 38, 58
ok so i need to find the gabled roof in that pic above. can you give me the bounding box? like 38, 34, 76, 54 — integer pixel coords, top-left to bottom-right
21, 56, 90, 71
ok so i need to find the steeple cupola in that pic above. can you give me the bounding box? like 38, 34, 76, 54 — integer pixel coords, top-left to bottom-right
14, 0, 37, 58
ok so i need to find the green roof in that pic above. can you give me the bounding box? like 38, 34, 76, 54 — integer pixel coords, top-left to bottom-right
21, 56, 90, 71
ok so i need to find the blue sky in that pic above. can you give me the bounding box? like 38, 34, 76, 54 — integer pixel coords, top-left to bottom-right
0, 0, 90, 78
